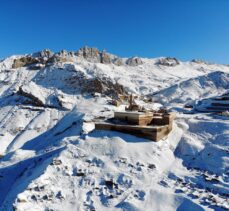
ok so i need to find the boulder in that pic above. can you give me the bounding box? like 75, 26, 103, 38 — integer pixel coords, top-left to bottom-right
126, 57, 143, 66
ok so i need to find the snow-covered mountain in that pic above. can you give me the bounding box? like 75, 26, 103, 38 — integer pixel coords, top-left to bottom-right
0, 47, 228, 211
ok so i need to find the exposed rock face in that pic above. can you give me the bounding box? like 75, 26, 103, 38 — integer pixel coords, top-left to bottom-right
157, 57, 180, 66
12, 56, 39, 69
76, 46, 125, 66
76, 46, 101, 63
12, 49, 76, 69
32, 49, 54, 63
16, 85, 65, 109
101, 50, 112, 64
82, 78, 127, 98
12, 49, 54, 69
17, 86, 44, 107
126, 57, 143, 66
47, 50, 75, 64
48, 56, 69, 64
39, 49, 54, 58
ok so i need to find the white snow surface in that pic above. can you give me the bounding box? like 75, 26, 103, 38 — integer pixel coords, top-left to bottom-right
0, 53, 228, 211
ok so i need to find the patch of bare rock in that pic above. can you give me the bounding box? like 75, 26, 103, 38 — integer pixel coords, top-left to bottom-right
157, 57, 180, 66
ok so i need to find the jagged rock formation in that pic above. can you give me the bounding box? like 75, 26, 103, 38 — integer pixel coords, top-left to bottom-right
12, 49, 54, 69
12, 49, 74, 69
32, 49, 54, 63
11, 47, 144, 69
126, 57, 143, 66
157, 57, 180, 66
47, 50, 75, 64
77, 46, 130, 66
100, 50, 112, 64
76, 46, 101, 63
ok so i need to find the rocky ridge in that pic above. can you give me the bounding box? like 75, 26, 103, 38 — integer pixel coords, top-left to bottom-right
12, 47, 144, 70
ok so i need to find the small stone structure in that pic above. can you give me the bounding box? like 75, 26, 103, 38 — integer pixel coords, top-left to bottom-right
114, 111, 153, 126
95, 101, 176, 141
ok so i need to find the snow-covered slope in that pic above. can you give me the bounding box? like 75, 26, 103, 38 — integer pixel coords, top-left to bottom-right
0, 49, 228, 211
153, 71, 229, 106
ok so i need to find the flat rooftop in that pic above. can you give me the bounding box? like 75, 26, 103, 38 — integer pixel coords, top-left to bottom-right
114, 111, 154, 116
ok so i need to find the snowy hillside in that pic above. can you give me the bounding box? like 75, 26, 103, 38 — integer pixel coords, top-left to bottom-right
0, 48, 228, 211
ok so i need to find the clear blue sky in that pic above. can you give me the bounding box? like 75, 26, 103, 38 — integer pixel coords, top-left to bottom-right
0, 0, 228, 63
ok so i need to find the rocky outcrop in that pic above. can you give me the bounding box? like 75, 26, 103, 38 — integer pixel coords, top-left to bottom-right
126, 57, 143, 66
12, 56, 40, 69
12, 47, 144, 68
76, 46, 101, 63
82, 78, 127, 98
157, 57, 180, 66
16, 86, 66, 109
12, 49, 76, 69
12, 49, 54, 69
76, 46, 126, 66
32, 49, 54, 63
77, 47, 144, 66
47, 56, 68, 64
47, 50, 75, 64
17, 86, 44, 107
101, 50, 112, 64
